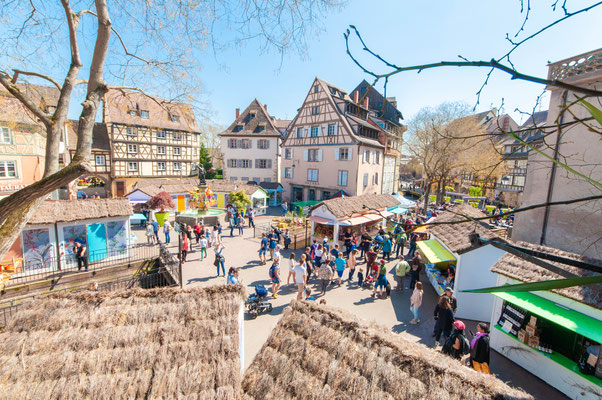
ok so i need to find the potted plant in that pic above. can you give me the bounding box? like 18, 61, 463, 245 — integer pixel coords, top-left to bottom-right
145, 191, 175, 227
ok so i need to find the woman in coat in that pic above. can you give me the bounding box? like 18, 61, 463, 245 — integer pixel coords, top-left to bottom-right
433, 296, 454, 346
470, 322, 491, 374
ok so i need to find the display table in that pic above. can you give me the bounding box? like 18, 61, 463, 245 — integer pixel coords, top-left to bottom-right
425, 263, 447, 296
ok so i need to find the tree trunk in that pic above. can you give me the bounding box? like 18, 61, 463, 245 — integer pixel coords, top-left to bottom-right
423, 181, 432, 212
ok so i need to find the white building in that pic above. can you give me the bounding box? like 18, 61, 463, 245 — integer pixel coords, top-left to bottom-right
220, 99, 289, 184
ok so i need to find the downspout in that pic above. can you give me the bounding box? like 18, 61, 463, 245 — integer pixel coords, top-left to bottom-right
540, 90, 568, 245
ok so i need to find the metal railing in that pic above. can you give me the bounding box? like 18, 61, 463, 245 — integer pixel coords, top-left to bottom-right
4, 244, 160, 287
253, 222, 311, 250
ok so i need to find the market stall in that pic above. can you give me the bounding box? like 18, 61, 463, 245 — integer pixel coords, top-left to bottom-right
489, 244, 602, 400
416, 239, 457, 296
259, 182, 286, 207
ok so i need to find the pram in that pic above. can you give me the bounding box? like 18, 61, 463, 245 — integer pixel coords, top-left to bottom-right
361, 264, 379, 289
246, 285, 273, 319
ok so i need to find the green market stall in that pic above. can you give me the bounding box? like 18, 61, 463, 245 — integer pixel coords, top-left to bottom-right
417, 239, 457, 295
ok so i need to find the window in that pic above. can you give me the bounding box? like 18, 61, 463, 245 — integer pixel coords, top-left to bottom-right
339, 148, 349, 161
173, 147, 181, 156
171, 115, 180, 123
240, 159, 251, 168
256, 159, 271, 169
264, 178, 271, 183
258, 139, 270, 149
0, 161, 17, 178
228, 139, 238, 148
233, 124, 243, 132
241, 177, 249, 181
307, 169, 319, 182
0, 127, 12, 144
327, 124, 336, 136
173, 162, 181, 171
240, 139, 251, 149
375, 151, 380, 164
249, 112, 256, 119
283, 167, 293, 179
284, 148, 293, 159
128, 162, 138, 172
296, 127, 304, 138
173, 133, 182, 141
157, 146, 166, 155
363, 173, 369, 186
231, 177, 238, 181
157, 130, 166, 139
128, 110, 137, 117
126, 127, 136, 137
314, 85, 319, 93
227, 159, 237, 168
127, 144, 138, 154
140, 110, 149, 119
157, 162, 166, 171
364, 150, 370, 163
58, 154, 65, 167
95, 155, 106, 166
256, 125, 265, 132
322, 191, 331, 200
338, 170, 348, 186
311, 106, 320, 115
311, 126, 320, 137
308, 149, 322, 162
252, 177, 260, 183
373, 173, 379, 185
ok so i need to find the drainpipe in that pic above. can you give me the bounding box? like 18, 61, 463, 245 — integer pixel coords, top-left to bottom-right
540, 90, 568, 245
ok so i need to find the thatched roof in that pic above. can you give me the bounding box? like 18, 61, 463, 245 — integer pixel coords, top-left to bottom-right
429, 205, 501, 254
206, 179, 266, 196
313, 193, 399, 219
491, 241, 602, 309
28, 199, 133, 224
129, 178, 198, 197
0, 286, 245, 399
242, 301, 532, 400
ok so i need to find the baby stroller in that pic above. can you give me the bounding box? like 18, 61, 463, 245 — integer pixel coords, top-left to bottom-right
362, 264, 379, 289
246, 285, 273, 319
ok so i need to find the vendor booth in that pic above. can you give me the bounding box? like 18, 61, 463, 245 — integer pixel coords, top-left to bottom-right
426, 205, 507, 321
259, 182, 285, 207
206, 179, 268, 215
489, 243, 602, 400
417, 239, 457, 296
309, 194, 398, 245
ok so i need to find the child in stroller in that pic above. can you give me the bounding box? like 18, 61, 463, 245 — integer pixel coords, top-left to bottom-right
362, 263, 380, 289
246, 285, 273, 318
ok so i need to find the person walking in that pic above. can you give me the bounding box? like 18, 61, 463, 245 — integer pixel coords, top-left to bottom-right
313, 244, 323, 268
304, 247, 315, 278
444, 287, 458, 313
199, 235, 208, 260
348, 249, 357, 281
214, 243, 226, 276
470, 323, 491, 374
409, 261, 420, 290
145, 222, 155, 245
151, 219, 160, 243
317, 260, 333, 295
365, 246, 377, 275
360, 231, 372, 259
394, 257, 410, 291
281, 201, 288, 216
181, 234, 189, 263
442, 320, 469, 360
382, 235, 392, 261
371, 260, 388, 299
212, 226, 220, 246
283, 229, 291, 249
74, 241, 89, 272
205, 227, 212, 247
237, 217, 244, 235
247, 208, 255, 228
407, 233, 417, 259
287, 254, 296, 285
433, 296, 455, 346
229, 214, 236, 237
409, 281, 423, 324
268, 233, 277, 261
343, 228, 353, 258
394, 227, 405, 258
163, 220, 172, 244
269, 257, 281, 298
294, 254, 308, 301
259, 233, 268, 265
334, 253, 347, 287
186, 225, 194, 251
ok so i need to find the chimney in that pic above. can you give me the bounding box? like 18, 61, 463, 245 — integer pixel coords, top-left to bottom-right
264, 104, 268, 112
236, 108, 240, 118
363, 97, 369, 109
353, 91, 359, 104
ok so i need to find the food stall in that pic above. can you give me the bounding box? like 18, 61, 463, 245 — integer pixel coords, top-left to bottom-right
416, 239, 457, 296
489, 246, 602, 400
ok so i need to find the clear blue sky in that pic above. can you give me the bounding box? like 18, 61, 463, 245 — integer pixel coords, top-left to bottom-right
199, 0, 602, 127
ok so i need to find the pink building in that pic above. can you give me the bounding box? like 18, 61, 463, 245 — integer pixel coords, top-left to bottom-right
281, 78, 385, 202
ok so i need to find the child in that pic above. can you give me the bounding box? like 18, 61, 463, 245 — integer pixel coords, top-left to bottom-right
287, 254, 296, 285
304, 287, 315, 301
357, 270, 364, 288
199, 235, 208, 260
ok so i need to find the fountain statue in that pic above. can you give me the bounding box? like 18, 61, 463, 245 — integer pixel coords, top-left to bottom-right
175, 164, 225, 226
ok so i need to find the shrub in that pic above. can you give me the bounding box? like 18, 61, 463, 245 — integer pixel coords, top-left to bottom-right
145, 191, 175, 212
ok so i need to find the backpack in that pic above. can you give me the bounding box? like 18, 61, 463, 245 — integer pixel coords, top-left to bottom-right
269, 264, 277, 279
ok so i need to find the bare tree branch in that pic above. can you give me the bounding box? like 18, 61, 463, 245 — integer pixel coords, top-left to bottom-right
12, 69, 62, 90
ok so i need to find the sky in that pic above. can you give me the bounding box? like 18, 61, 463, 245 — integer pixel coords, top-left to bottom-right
198, 0, 602, 127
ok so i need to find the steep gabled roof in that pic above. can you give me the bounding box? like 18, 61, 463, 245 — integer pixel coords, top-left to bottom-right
0, 83, 60, 126
520, 110, 549, 129
351, 79, 404, 122
221, 99, 282, 137
66, 121, 110, 151
103, 89, 199, 132
243, 301, 532, 400
312, 193, 398, 219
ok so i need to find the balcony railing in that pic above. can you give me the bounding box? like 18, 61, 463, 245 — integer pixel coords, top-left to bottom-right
547, 49, 602, 85
495, 183, 524, 192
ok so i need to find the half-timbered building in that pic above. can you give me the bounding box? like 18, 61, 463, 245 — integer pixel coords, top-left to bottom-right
220, 99, 289, 184
102, 89, 201, 197
281, 78, 385, 202
351, 80, 406, 194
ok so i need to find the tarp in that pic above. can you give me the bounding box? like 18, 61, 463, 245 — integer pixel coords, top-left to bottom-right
389, 205, 409, 214
251, 189, 268, 199
493, 291, 602, 343
343, 215, 371, 226
130, 213, 147, 220
293, 200, 320, 208
416, 239, 456, 264
394, 193, 417, 208
309, 216, 350, 226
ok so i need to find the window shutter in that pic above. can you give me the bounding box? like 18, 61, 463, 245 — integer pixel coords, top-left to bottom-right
281, 168, 285, 179
290, 148, 293, 158
334, 149, 339, 160
255, 159, 259, 168
348, 149, 353, 160
304, 128, 308, 137
248, 140, 252, 149
303, 150, 308, 161
307, 169, 311, 181
267, 159, 272, 168
334, 123, 338, 136
290, 168, 294, 179
266, 140, 270, 149
317, 149, 323, 162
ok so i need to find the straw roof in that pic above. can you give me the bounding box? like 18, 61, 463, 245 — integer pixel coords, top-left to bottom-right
491, 241, 602, 309
28, 199, 133, 224
242, 301, 532, 400
0, 286, 245, 399
206, 179, 266, 196
429, 205, 501, 254
313, 193, 399, 218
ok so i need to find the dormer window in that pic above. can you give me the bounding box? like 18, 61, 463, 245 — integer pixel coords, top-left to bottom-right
233, 124, 243, 132
329, 87, 336, 95
140, 110, 149, 119
249, 112, 256, 120
314, 85, 319, 93
128, 110, 138, 117
256, 125, 265, 132
171, 115, 180, 123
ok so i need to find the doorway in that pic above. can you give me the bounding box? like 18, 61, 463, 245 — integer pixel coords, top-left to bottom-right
308, 189, 316, 201
115, 181, 126, 197
292, 187, 303, 202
